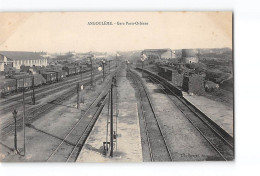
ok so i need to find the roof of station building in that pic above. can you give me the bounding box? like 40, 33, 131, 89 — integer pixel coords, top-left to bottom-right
0, 51, 46, 61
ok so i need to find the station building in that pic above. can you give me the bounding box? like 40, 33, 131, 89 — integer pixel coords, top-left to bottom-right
0, 54, 13, 72
0, 51, 48, 71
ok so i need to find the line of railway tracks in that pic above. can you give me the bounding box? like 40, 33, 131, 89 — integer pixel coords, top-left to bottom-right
0, 64, 121, 162
0, 71, 112, 137
145, 72, 234, 161
0, 65, 116, 113
47, 68, 120, 162
46, 88, 109, 162
128, 70, 173, 162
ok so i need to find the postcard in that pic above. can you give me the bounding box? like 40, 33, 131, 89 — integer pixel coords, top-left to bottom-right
0, 12, 233, 162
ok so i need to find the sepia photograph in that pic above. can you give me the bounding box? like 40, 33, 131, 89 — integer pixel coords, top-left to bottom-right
0, 12, 233, 162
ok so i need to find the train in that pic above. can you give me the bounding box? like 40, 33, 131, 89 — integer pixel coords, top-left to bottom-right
0, 65, 92, 97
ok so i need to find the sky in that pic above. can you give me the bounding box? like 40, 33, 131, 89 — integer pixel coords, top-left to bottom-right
0, 12, 232, 53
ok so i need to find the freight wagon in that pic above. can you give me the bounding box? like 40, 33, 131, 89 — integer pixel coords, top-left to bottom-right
11, 74, 33, 91
75, 66, 81, 74
62, 66, 76, 76
49, 70, 66, 82
158, 66, 205, 95
41, 72, 57, 84
158, 66, 173, 81
1, 74, 46, 97
33, 74, 47, 87
0, 77, 16, 97
80, 65, 90, 73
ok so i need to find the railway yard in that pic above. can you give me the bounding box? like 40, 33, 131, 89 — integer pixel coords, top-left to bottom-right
0, 56, 234, 162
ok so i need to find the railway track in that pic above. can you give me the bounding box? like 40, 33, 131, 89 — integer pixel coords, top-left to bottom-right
0, 71, 91, 106
0, 73, 109, 136
0, 65, 116, 112
128, 70, 173, 162
0, 64, 122, 162
145, 72, 234, 161
46, 69, 120, 162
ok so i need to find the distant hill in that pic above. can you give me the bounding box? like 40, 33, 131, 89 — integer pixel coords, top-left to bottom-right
116, 48, 232, 61
199, 48, 232, 60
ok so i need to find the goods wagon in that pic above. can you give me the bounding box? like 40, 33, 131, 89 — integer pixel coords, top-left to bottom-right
51, 70, 66, 82
75, 66, 81, 74
11, 74, 33, 91
43, 69, 66, 82
33, 74, 46, 86
80, 65, 90, 73
158, 67, 172, 81
182, 73, 205, 95
62, 66, 76, 76
41, 72, 57, 84
0, 77, 17, 97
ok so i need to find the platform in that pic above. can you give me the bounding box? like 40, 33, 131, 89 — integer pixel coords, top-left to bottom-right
76, 69, 143, 162
142, 67, 234, 138
183, 93, 234, 137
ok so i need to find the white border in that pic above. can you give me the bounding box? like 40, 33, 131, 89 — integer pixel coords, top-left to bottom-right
1, 0, 260, 176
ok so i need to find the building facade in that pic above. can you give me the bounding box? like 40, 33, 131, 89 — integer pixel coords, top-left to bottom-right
0, 51, 48, 71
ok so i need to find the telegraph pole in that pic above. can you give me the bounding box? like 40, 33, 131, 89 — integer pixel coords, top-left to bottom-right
141, 54, 146, 78
32, 76, 35, 105
102, 61, 105, 82
142, 61, 144, 77
110, 83, 113, 157
90, 57, 93, 86
12, 110, 18, 153
116, 54, 117, 68
77, 83, 80, 109
109, 60, 111, 74
22, 79, 26, 156
80, 66, 82, 82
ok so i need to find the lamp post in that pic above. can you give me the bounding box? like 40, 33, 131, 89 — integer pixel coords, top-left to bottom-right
32, 76, 35, 105
90, 57, 93, 86
12, 109, 18, 154
126, 60, 130, 71
102, 60, 106, 82
116, 53, 120, 68
22, 79, 26, 156
80, 66, 82, 82
141, 54, 147, 78
108, 60, 112, 74
110, 82, 113, 157
77, 83, 80, 109
116, 54, 117, 68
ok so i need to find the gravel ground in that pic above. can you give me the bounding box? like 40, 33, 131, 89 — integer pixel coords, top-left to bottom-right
0, 71, 116, 162
131, 69, 223, 161
77, 67, 143, 162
